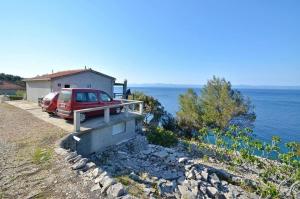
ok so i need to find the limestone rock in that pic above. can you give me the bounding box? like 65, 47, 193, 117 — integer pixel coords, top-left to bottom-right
194, 170, 202, 180
206, 186, 218, 198
101, 177, 116, 194
231, 176, 242, 184
158, 180, 176, 196
95, 171, 108, 183
65, 151, 77, 161
153, 150, 168, 159
85, 162, 96, 170
201, 169, 209, 181
71, 158, 88, 170
209, 173, 220, 188
178, 157, 188, 164
90, 183, 101, 192
186, 170, 195, 180
177, 176, 185, 185
68, 155, 82, 163
129, 172, 143, 183
199, 184, 206, 195
92, 168, 100, 178
106, 182, 126, 197
184, 164, 192, 171
177, 185, 197, 199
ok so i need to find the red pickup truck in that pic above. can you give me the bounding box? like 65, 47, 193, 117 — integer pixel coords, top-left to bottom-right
57, 88, 122, 122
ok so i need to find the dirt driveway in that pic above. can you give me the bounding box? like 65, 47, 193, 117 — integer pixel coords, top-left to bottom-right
0, 103, 101, 199
6, 100, 74, 132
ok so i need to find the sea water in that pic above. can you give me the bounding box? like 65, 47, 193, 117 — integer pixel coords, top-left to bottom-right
129, 87, 300, 144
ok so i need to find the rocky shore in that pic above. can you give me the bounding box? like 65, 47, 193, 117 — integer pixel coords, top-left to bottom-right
57, 135, 269, 199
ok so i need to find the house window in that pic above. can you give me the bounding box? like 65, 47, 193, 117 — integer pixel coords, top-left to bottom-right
87, 83, 92, 88
64, 84, 70, 88
58, 83, 61, 87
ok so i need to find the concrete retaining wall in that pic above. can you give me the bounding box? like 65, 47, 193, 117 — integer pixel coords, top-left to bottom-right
62, 115, 143, 157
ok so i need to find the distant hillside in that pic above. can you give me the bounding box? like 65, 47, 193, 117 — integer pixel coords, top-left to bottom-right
0, 73, 25, 87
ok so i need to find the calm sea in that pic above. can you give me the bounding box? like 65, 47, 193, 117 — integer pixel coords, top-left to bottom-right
129, 87, 300, 144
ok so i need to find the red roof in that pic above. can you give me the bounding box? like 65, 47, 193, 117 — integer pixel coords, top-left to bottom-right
23, 69, 115, 81
0, 81, 25, 90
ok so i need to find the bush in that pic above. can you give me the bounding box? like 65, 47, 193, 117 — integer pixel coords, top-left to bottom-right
161, 111, 178, 132
260, 182, 279, 198
146, 127, 178, 147
130, 91, 165, 127
16, 90, 25, 97
9, 95, 23, 100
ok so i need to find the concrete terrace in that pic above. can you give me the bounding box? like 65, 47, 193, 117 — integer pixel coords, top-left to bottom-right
6, 100, 141, 133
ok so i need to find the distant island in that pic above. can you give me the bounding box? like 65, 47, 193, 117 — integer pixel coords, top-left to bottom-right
129, 83, 300, 90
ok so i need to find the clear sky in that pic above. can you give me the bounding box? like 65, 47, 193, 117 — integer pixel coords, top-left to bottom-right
0, 0, 299, 86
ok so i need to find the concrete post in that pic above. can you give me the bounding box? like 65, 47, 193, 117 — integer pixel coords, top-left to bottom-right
104, 108, 110, 123
123, 79, 127, 99
139, 102, 143, 114
74, 111, 81, 132
125, 105, 129, 117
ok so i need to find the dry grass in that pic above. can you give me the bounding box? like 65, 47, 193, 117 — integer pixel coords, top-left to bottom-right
32, 147, 53, 165
0, 103, 100, 198
116, 175, 148, 198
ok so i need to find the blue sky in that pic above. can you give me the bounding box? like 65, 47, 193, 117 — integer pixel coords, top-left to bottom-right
0, 0, 299, 86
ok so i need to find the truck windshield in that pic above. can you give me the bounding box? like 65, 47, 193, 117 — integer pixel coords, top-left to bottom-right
58, 90, 71, 102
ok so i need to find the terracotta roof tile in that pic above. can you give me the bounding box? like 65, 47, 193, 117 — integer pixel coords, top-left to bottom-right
24, 69, 115, 81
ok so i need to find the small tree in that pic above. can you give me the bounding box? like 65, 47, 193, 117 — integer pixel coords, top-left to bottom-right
161, 111, 178, 132
200, 76, 255, 129
176, 89, 203, 137
131, 91, 165, 127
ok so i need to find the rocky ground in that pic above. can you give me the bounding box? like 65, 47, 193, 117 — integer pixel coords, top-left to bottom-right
72, 136, 259, 199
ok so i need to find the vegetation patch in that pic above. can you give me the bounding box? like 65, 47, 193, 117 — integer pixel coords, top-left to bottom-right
32, 147, 53, 165
259, 182, 280, 198
8, 95, 23, 100
116, 175, 147, 198
147, 127, 178, 147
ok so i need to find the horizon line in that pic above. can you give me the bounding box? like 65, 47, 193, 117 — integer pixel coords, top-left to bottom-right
127, 83, 300, 89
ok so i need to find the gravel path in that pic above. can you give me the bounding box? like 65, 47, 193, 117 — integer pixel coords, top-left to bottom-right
0, 103, 100, 199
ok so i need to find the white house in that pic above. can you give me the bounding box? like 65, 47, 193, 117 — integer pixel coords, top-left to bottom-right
24, 68, 116, 102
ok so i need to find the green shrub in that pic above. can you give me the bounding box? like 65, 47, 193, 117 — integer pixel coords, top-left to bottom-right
147, 127, 178, 147
259, 182, 279, 198
161, 112, 178, 132
9, 95, 23, 100
16, 90, 25, 97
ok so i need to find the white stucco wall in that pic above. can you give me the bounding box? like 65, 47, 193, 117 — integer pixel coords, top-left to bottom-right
26, 81, 51, 102
26, 71, 115, 102
51, 71, 115, 97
